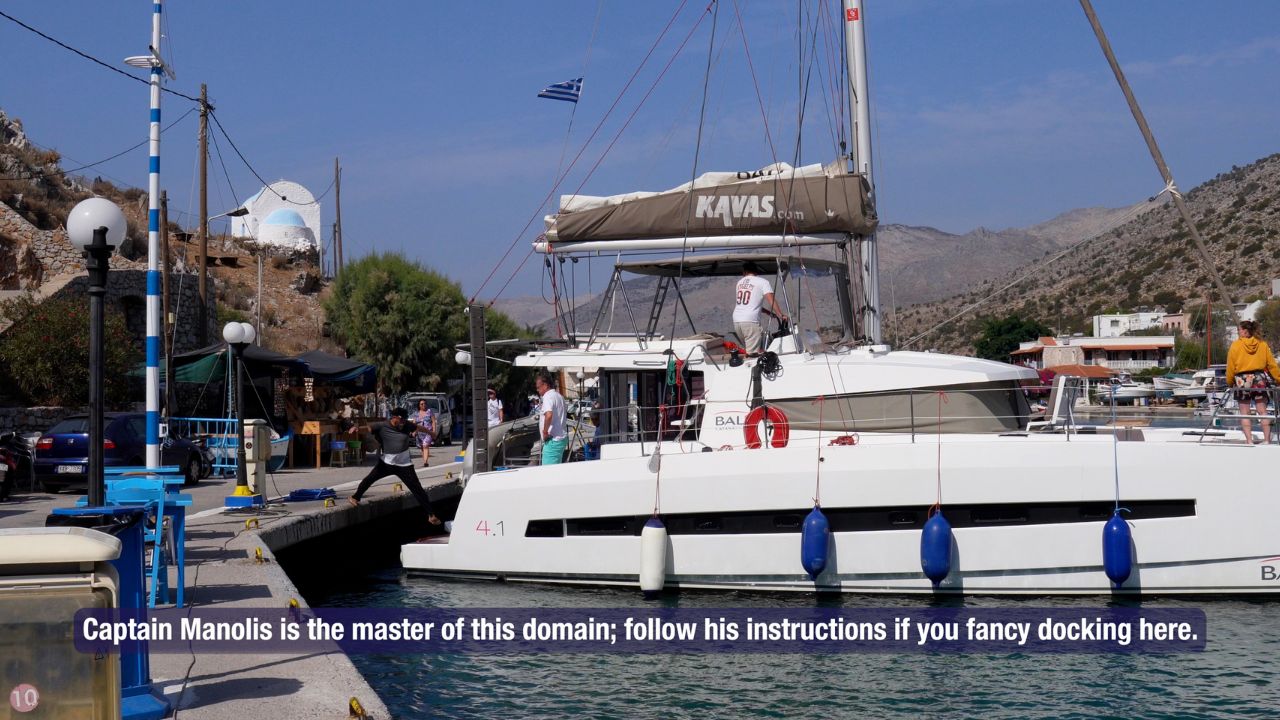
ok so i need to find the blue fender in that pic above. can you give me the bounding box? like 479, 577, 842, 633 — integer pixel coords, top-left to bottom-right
920, 510, 953, 586
800, 506, 830, 579
1102, 510, 1133, 587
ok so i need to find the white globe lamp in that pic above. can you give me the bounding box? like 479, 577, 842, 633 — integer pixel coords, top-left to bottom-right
222, 322, 245, 345
67, 197, 127, 251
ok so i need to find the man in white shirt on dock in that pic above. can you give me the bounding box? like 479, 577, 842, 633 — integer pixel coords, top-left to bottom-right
732, 261, 788, 355
536, 372, 568, 465
487, 387, 504, 427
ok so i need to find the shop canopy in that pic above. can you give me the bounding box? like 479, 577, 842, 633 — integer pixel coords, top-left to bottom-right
135, 344, 374, 390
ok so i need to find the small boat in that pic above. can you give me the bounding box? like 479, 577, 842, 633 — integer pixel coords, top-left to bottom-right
1097, 374, 1156, 403
1172, 366, 1226, 402
268, 428, 291, 473
1153, 373, 1194, 391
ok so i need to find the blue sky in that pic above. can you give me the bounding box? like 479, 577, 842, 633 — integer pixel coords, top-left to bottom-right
3, 1, 1278, 299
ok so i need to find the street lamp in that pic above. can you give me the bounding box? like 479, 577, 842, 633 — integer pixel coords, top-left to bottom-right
67, 198, 126, 508
222, 321, 263, 507
197, 206, 249, 346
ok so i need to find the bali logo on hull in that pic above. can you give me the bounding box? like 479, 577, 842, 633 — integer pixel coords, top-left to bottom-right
1259, 556, 1280, 581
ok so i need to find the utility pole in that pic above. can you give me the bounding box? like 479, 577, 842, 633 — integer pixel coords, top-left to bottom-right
161, 192, 174, 421
197, 83, 210, 345
334, 157, 343, 274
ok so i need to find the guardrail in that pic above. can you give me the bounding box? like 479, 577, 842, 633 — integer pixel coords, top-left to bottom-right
169, 416, 238, 476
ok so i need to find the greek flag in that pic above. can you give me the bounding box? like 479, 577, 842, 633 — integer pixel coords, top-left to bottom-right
538, 77, 583, 104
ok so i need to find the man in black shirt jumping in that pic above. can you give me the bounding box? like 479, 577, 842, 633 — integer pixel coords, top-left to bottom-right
347, 408, 441, 525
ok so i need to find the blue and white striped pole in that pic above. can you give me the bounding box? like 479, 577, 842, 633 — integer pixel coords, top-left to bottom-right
145, 0, 164, 468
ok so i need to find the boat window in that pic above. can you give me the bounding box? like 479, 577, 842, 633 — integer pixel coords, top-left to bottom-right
771, 381, 1029, 434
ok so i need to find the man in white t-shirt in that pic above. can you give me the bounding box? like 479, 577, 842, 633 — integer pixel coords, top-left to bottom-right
732, 261, 788, 355
487, 388, 504, 426
535, 372, 568, 465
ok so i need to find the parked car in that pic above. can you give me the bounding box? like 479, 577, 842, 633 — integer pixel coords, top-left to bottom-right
402, 392, 453, 446
33, 413, 208, 493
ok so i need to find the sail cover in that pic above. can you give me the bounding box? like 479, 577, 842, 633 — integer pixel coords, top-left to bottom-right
544, 161, 876, 245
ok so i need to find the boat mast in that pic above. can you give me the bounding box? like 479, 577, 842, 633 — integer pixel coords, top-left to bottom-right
842, 0, 881, 344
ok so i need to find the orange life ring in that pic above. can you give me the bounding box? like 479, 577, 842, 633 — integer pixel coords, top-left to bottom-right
743, 405, 789, 448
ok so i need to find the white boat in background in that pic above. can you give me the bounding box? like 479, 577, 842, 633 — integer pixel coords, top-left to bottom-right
403, 1, 1280, 596
1153, 373, 1193, 391
1172, 366, 1227, 403
1097, 376, 1156, 403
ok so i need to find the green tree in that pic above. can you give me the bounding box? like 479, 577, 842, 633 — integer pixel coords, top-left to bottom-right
1252, 298, 1280, 348
0, 294, 139, 407
324, 253, 529, 395
973, 315, 1051, 361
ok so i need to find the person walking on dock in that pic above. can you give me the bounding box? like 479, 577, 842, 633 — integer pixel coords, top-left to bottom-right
1226, 320, 1280, 445
536, 372, 568, 465
412, 398, 438, 468
348, 407, 441, 524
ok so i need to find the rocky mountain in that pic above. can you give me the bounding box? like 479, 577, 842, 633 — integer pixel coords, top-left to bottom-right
0, 107, 333, 356
893, 152, 1280, 354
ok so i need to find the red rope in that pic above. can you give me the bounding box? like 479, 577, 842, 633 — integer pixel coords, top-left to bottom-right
813, 395, 825, 506
934, 391, 949, 512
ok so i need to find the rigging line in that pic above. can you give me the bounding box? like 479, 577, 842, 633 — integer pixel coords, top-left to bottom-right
484, 3, 715, 306
817, 0, 845, 150
732, 0, 781, 165
0, 9, 201, 104
0, 107, 196, 183
550, 0, 605, 187
668, 0, 720, 353
901, 199, 1155, 349
470, 0, 696, 304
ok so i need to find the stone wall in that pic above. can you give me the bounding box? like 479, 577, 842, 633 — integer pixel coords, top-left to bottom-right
1, 199, 216, 353
0, 405, 82, 435
46, 269, 217, 354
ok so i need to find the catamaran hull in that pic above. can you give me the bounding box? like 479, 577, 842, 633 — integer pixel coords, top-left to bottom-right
402, 434, 1280, 595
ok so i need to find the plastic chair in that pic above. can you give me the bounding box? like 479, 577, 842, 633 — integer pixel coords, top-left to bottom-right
328, 440, 349, 467
347, 439, 364, 464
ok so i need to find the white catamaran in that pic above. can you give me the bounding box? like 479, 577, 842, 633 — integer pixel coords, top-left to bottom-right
403, 1, 1280, 595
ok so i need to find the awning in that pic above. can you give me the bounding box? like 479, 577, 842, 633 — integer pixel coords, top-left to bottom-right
295, 350, 377, 391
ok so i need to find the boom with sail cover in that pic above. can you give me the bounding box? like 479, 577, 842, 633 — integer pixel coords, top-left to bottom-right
540, 161, 876, 252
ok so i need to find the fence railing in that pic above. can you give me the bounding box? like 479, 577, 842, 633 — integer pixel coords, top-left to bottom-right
170, 416, 238, 477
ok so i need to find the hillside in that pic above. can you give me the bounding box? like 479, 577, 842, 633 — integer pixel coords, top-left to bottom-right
0, 107, 334, 355
894, 152, 1280, 353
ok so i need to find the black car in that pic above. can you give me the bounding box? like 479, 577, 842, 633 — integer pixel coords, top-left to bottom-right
33, 413, 207, 493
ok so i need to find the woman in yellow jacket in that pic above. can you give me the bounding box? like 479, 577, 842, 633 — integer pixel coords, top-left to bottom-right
1226, 320, 1280, 444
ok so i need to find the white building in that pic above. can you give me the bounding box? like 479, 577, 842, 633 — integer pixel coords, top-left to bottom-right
231, 179, 321, 253
1012, 335, 1176, 372
1091, 311, 1166, 338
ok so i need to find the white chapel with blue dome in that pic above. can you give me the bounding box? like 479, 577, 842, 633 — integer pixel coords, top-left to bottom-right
230, 179, 321, 253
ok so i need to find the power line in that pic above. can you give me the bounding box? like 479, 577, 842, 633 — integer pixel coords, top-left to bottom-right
208, 111, 330, 207
0, 9, 201, 104
0, 106, 196, 183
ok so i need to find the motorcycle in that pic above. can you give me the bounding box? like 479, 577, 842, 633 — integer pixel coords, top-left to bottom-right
0, 431, 34, 501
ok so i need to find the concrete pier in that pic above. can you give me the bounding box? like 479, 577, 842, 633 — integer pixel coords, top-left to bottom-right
0, 455, 462, 719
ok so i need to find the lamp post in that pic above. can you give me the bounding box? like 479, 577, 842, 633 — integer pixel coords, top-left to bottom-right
67, 198, 126, 508
222, 321, 263, 507
198, 207, 249, 344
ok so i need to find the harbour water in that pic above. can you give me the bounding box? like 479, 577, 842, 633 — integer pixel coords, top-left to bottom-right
307, 561, 1280, 719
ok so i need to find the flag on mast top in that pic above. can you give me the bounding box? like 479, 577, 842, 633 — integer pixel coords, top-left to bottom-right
538, 78, 584, 104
